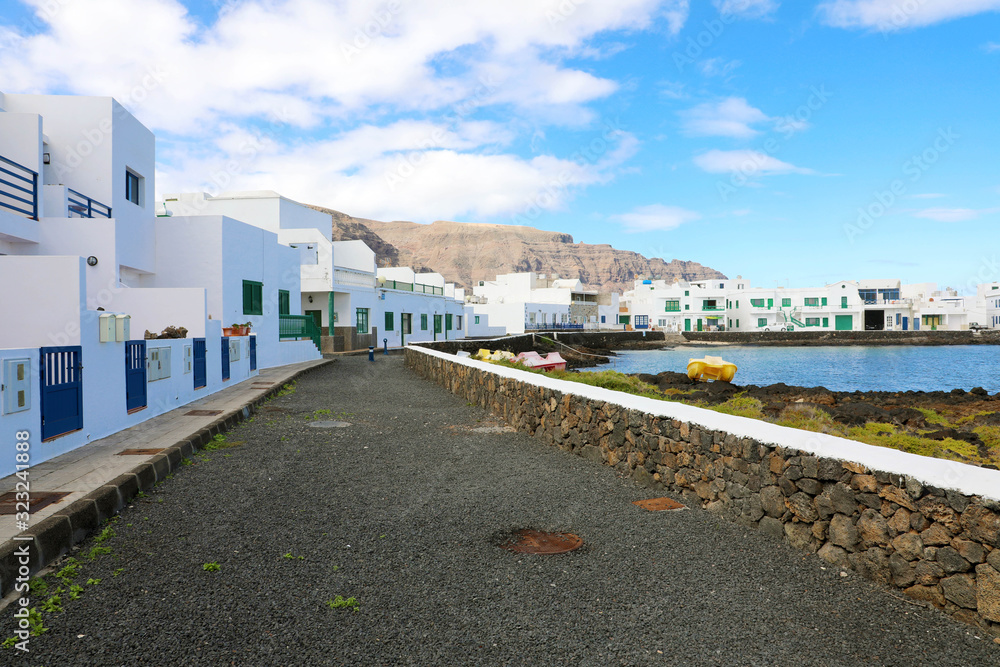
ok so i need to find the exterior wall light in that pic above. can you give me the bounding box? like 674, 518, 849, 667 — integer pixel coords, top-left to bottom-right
87, 256, 98, 266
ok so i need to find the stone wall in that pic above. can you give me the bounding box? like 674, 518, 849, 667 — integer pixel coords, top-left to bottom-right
416, 330, 666, 355
406, 347, 1000, 634
683, 330, 1000, 346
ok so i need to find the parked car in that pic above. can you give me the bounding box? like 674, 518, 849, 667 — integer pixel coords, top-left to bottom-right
763, 324, 791, 332
969, 323, 988, 331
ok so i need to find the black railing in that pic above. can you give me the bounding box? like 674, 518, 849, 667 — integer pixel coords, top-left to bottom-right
67, 188, 112, 218
0, 154, 38, 219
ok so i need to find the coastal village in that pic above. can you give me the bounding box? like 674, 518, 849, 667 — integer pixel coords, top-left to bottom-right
2, 92, 1000, 476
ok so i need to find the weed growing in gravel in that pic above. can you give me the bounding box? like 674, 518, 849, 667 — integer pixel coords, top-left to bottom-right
181, 457, 193, 466
202, 562, 221, 572
28, 577, 48, 596
112, 568, 124, 577
283, 552, 305, 560
276, 382, 296, 397
68, 584, 84, 601
915, 407, 952, 427
40, 595, 63, 613
313, 409, 332, 419
87, 578, 101, 586
327, 595, 359, 612
55, 560, 80, 586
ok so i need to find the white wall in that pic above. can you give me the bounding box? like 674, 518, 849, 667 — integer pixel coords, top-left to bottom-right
0, 256, 85, 348
104, 287, 208, 338
379, 288, 466, 347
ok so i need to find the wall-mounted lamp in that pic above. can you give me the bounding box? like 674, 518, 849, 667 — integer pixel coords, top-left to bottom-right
42, 153, 51, 165
308, 295, 313, 303
86, 256, 98, 266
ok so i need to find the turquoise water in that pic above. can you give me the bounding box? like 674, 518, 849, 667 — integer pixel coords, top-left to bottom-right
579, 345, 1000, 393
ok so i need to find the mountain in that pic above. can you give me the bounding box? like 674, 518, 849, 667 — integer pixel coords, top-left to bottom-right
309, 205, 727, 293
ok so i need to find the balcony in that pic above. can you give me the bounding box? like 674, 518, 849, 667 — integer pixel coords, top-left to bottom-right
279, 314, 321, 350
0, 154, 38, 220
66, 188, 111, 218
379, 278, 444, 295
334, 268, 376, 288
526, 323, 583, 330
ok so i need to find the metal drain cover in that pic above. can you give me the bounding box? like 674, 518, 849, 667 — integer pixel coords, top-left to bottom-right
633, 497, 686, 512
309, 421, 351, 429
501, 529, 583, 555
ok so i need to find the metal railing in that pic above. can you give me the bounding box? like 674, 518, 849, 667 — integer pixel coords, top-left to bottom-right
334, 268, 376, 288
525, 323, 584, 330
67, 188, 112, 218
0, 154, 38, 219
279, 314, 321, 350
416, 282, 443, 295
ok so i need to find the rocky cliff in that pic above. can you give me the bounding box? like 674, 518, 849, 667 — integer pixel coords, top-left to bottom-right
310, 205, 726, 293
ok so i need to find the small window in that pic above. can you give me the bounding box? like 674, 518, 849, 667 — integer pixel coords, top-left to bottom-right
804, 297, 819, 307
665, 299, 681, 312
421, 314, 428, 330
278, 290, 290, 315
821, 297, 828, 306
600, 315, 605, 323
243, 280, 263, 315
751, 299, 765, 308
385, 311, 394, 332
684, 290, 689, 296
806, 317, 821, 326
823, 318, 829, 327
125, 169, 142, 206
456, 315, 462, 329
758, 318, 767, 327
781, 298, 791, 307
475, 315, 480, 325
684, 304, 690, 310
356, 308, 369, 334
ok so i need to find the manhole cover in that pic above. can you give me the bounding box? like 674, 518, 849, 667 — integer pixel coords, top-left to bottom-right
117, 448, 165, 456
501, 529, 583, 554
184, 409, 223, 417
633, 497, 686, 512
0, 491, 70, 515
309, 421, 351, 429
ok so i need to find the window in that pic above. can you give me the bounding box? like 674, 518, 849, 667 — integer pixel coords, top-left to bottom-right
703, 299, 719, 310
684, 290, 689, 296
658, 319, 666, 326
736, 319, 739, 328
618, 315, 629, 325
445, 314, 453, 330
475, 315, 480, 325
858, 289, 877, 304
804, 297, 819, 307
735, 300, 739, 309
823, 318, 829, 327
635, 315, 649, 328
402, 313, 412, 334
456, 315, 462, 330
750, 298, 764, 308
421, 314, 428, 330
782, 298, 791, 307
125, 169, 142, 206
665, 300, 680, 312
385, 311, 394, 331
356, 308, 369, 334
684, 304, 690, 310
841, 296, 849, 308
242, 280, 263, 315
806, 317, 821, 326
758, 318, 767, 327
821, 297, 828, 306
278, 290, 290, 315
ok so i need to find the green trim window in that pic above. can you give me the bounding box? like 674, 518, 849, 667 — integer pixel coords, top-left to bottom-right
781, 298, 791, 307
665, 300, 680, 312
757, 318, 767, 327
384, 311, 394, 332
242, 280, 263, 315
750, 298, 765, 308
735, 319, 739, 328
841, 296, 849, 308
804, 297, 819, 307
684, 304, 690, 310
278, 290, 290, 315
735, 301, 739, 309
684, 290, 690, 296
474, 315, 480, 325
618, 315, 630, 325
821, 297, 828, 306
356, 308, 369, 334
806, 317, 821, 326
822, 318, 829, 327
434, 315, 443, 334
420, 314, 428, 330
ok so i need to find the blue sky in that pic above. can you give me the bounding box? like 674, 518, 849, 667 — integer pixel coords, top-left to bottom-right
1, 0, 998, 292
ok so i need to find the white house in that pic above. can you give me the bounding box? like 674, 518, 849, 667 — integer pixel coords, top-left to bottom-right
622, 277, 749, 332
0, 92, 319, 478
376, 267, 466, 347
471, 272, 613, 334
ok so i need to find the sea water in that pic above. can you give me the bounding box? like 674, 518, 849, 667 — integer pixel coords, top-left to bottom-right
578, 345, 1000, 394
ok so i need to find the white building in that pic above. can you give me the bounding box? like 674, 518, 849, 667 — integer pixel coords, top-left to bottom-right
622, 277, 749, 332
471, 272, 612, 334
376, 267, 466, 347
0, 92, 319, 478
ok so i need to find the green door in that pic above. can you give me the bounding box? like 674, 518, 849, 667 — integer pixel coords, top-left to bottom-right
305, 310, 322, 330
433, 315, 443, 340
684, 319, 691, 332
835, 315, 853, 331
697, 319, 703, 332
841, 296, 848, 308
767, 298, 773, 309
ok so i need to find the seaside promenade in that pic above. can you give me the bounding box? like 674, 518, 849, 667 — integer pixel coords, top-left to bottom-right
1, 355, 997, 665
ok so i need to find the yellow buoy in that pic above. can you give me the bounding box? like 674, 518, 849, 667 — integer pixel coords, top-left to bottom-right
686, 356, 737, 382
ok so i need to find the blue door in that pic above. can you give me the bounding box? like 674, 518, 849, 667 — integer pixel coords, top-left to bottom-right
221, 336, 231, 381
125, 341, 147, 412
249, 335, 257, 371
914, 318, 920, 331
40, 346, 83, 441
902, 317, 908, 331
193, 338, 207, 389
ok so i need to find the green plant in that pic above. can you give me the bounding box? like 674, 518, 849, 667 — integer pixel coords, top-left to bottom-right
40, 595, 63, 613
87, 578, 101, 586
26, 609, 46, 636
327, 595, 359, 612
313, 409, 332, 419
1, 637, 17, 649
68, 584, 84, 601
95, 526, 115, 543
202, 562, 221, 572
710, 393, 765, 420
181, 457, 193, 466
87, 545, 111, 560
28, 578, 48, 596
112, 568, 124, 577
283, 552, 304, 560
276, 383, 296, 397
55, 561, 80, 586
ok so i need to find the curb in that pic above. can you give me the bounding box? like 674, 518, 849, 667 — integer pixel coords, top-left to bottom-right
0, 359, 333, 596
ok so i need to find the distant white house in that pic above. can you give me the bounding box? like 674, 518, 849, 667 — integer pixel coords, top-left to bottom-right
376, 267, 466, 347
0, 92, 319, 478
471, 272, 614, 334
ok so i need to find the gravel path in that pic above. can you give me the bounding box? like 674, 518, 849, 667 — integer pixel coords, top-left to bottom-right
3, 355, 998, 666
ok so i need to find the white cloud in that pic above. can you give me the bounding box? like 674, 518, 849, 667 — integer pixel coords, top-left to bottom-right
983, 41, 1000, 52
913, 207, 997, 222
611, 204, 701, 232
907, 193, 947, 199
679, 97, 770, 138
693, 149, 814, 175
713, 0, 779, 19
817, 0, 1000, 31
699, 57, 742, 77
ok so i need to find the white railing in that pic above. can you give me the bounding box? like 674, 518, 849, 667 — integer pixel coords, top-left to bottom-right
334, 268, 376, 288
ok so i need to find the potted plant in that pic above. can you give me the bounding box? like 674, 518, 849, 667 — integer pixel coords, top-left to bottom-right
224, 321, 252, 336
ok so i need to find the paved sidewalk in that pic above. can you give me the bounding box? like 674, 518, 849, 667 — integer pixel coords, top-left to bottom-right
0, 357, 331, 592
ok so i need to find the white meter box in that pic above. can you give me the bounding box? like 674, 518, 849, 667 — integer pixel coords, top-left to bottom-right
2, 358, 31, 414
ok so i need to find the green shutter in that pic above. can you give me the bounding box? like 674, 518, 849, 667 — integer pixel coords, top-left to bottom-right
821, 297, 828, 306
385, 311, 394, 331
278, 290, 290, 315
822, 318, 829, 327
421, 314, 428, 330
243, 280, 263, 315
445, 314, 453, 330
